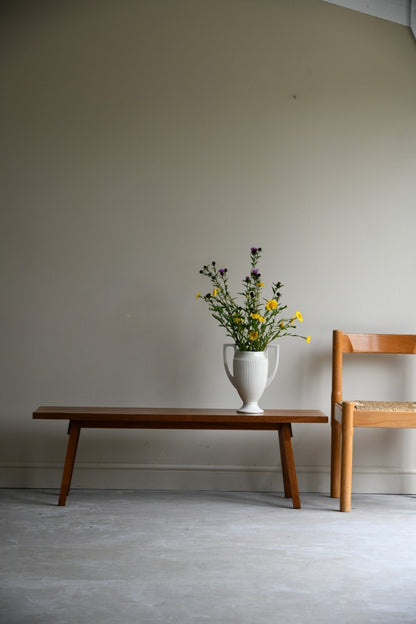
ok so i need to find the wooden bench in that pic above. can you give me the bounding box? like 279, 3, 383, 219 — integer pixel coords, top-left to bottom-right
33, 407, 328, 508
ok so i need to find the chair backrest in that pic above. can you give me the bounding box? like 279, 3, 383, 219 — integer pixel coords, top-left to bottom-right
331, 330, 416, 406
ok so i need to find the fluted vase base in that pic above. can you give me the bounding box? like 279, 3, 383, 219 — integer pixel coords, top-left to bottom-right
237, 402, 264, 414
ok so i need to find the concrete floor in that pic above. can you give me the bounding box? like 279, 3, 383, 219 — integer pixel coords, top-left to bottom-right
1, 489, 416, 624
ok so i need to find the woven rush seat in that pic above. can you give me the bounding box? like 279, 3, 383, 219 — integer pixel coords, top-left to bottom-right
337, 401, 416, 412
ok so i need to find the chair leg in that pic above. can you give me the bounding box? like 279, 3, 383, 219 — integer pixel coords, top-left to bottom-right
340, 402, 354, 512
330, 417, 341, 498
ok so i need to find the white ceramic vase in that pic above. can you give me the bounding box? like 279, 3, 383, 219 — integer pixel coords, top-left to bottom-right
223, 344, 279, 414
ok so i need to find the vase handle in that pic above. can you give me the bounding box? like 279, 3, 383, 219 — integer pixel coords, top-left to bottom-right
265, 345, 280, 388
223, 344, 236, 387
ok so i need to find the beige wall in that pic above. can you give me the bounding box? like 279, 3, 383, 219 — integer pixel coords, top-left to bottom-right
1, 0, 415, 493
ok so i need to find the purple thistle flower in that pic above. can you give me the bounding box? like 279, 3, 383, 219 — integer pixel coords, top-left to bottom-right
251, 269, 259, 276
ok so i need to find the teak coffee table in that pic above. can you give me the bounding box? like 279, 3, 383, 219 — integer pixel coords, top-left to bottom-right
33, 407, 328, 508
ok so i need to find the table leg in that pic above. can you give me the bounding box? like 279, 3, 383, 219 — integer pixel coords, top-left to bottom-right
58, 421, 81, 506
278, 425, 291, 499
278, 424, 301, 509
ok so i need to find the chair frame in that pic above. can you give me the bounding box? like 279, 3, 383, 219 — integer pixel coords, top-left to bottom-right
330, 330, 416, 512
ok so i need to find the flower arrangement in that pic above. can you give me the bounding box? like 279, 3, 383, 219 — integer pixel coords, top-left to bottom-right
197, 247, 310, 352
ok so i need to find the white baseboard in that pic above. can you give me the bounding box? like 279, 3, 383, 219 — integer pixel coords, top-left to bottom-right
1, 462, 416, 494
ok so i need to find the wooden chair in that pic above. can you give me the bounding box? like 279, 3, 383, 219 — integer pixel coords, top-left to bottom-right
330, 330, 416, 512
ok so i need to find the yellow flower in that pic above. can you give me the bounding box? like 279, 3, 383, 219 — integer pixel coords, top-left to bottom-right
266, 299, 278, 311
280, 321, 285, 329
295, 311, 303, 322
249, 330, 258, 340
212, 288, 219, 297
259, 316, 265, 323
251, 313, 260, 319
196, 291, 201, 299
233, 317, 243, 324
258, 282, 265, 287
306, 336, 311, 343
